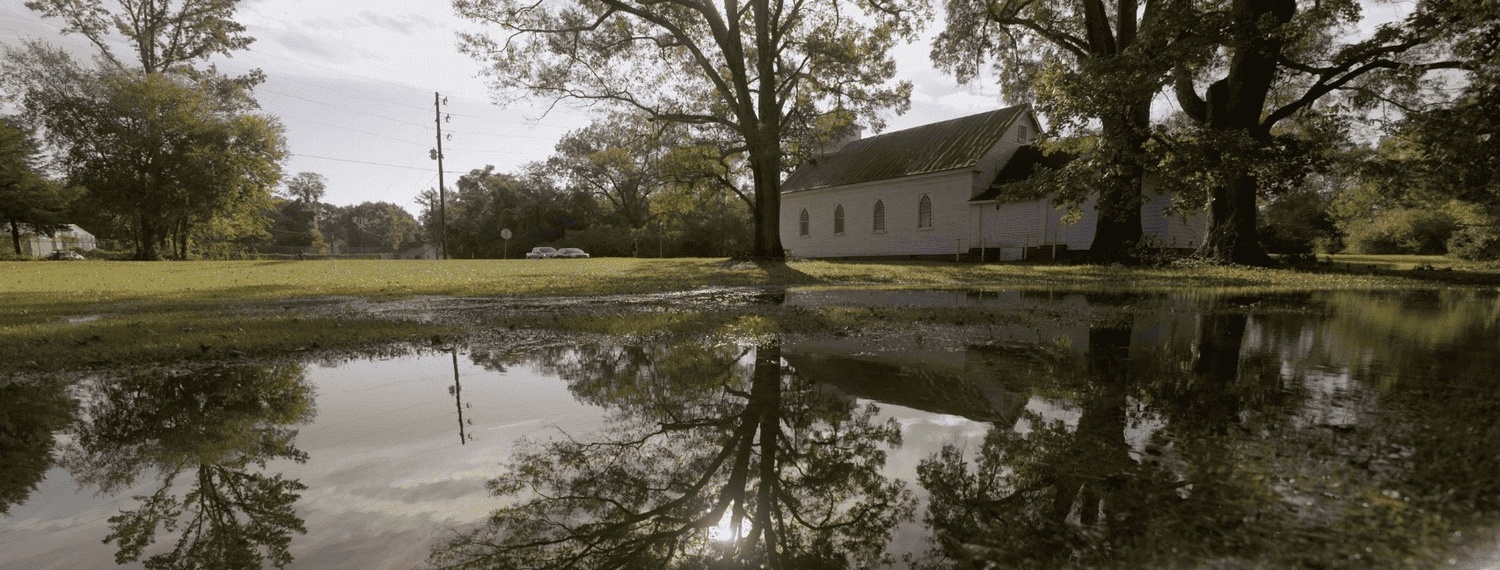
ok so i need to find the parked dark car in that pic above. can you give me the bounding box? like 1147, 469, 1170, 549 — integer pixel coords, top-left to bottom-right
526, 247, 557, 259
47, 250, 85, 260
554, 248, 590, 258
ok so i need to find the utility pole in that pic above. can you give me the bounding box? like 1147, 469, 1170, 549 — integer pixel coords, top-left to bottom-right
433, 92, 449, 260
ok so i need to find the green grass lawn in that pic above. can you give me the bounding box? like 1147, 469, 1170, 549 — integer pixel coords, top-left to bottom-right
3, 256, 1496, 374
6, 256, 1491, 302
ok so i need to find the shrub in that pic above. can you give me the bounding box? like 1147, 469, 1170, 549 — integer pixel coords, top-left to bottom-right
79, 248, 127, 260
1447, 226, 1500, 260
1342, 208, 1459, 254
1259, 188, 1336, 254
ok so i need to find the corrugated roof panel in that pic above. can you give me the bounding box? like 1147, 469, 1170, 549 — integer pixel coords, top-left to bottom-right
782, 105, 1027, 193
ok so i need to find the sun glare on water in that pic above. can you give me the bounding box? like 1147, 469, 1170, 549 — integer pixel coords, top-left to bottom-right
707, 513, 749, 543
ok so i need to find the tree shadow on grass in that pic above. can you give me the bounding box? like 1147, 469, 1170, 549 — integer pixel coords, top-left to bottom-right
1288, 262, 1500, 286
715, 257, 825, 287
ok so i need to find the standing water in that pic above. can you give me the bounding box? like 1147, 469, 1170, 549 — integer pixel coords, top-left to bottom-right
2, 289, 1499, 568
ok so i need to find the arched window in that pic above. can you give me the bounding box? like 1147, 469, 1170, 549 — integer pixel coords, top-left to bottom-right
833, 205, 845, 234
918, 195, 932, 228
873, 200, 885, 232
799, 208, 810, 236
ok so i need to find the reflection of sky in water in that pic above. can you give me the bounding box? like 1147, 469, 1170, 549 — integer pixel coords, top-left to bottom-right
0, 352, 991, 569
5, 289, 1500, 568
1, 354, 603, 569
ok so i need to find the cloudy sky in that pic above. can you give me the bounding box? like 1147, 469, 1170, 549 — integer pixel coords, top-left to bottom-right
1, 1, 1410, 216
0, 0, 1013, 216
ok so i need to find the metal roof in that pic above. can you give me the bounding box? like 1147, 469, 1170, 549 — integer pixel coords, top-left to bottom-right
969, 144, 1078, 202
781, 105, 1027, 193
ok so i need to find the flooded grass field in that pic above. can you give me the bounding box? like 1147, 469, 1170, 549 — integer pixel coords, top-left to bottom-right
3, 287, 1500, 569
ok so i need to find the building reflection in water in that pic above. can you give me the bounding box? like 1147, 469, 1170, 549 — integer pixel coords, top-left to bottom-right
8, 288, 1499, 569
432, 289, 1500, 568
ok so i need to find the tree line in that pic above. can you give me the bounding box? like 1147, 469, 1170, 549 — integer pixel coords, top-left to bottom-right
3, 0, 1494, 263
453, 0, 1497, 264
415, 112, 755, 259
2, 0, 283, 260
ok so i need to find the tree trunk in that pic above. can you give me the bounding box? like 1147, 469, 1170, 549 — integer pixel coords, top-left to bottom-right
1087, 108, 1150, 263
748, 149, 785, 260
1075, 1, 1157, 265
137, 213, 160, 260
1191, 0, 1293, 266
177, 219, 190, 260
1196, 172, 1273, 265
746, 0, 785, 262
8, 218, 21, 256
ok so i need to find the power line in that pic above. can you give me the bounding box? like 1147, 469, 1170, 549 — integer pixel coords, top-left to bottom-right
260, 87, 432, 130
290, 152, 467, 174
233, 43, 575, 117
302, 118, 555, 156
259, 84, 569, 144
268, 72, 553, 124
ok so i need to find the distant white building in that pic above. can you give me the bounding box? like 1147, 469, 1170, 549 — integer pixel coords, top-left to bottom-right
399, 244, 439, 260
779, 105, 1205, 260
16, 224, 96, 257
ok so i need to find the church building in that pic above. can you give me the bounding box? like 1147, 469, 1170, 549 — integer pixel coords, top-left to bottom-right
779, 105, 1205, 260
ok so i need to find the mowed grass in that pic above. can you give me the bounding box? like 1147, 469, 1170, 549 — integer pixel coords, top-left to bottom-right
5, 255, 1491, 303
3, 256, 1496, 374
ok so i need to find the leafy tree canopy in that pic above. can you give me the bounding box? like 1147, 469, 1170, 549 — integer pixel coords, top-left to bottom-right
7, 0, 280, 259
454, 0, 927, 259
0, 116, 79, 256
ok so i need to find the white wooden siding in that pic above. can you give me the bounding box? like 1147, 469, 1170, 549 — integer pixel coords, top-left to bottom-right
781, 169, 975, 258
1141, 186, 1207, 249
780, 115, 1208, 260
975, 195, 1097, 259
968, 114, 1038, 195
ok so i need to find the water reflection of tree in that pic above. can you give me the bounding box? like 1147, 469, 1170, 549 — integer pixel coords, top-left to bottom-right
63, 364, 315, 569
915, 291, 1500, 567
0, 377, 75, 515
919, 324, 1187, 568
916, 296, 1321, 567
429, 341, 915, 569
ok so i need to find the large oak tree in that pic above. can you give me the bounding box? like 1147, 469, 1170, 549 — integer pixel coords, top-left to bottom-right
453, 0, 926, 259
1168, 0, 1466, 265
932, 0, 1193, 262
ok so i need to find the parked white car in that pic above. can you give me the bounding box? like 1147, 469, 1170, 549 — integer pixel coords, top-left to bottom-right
526, 247, 557, 259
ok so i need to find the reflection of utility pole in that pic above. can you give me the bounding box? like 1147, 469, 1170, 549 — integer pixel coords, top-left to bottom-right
451, 350, 467, 445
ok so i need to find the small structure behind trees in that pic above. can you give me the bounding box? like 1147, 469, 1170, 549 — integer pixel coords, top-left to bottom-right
6, 0, 285, 260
